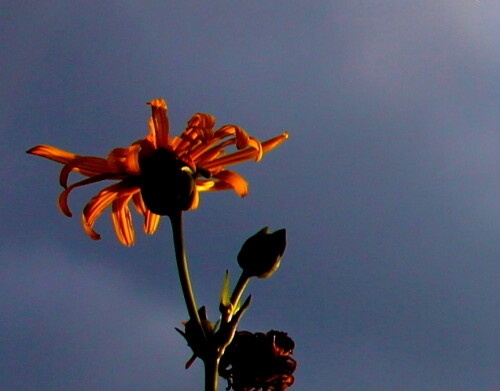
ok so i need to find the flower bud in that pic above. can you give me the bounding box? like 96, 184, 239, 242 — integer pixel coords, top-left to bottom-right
237, 227, 286, 278
139, 148, 195, 216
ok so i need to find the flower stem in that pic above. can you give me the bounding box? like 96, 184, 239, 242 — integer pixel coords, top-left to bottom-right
169, 210, 204, 337
204, 355, 220, 391
169, 211, 221, 390
230, 271, 251, 313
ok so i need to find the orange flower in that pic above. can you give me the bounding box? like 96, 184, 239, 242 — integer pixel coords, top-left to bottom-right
28, 99, 288, 246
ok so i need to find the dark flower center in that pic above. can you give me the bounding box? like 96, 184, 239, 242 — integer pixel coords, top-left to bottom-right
139, 148, 195, 216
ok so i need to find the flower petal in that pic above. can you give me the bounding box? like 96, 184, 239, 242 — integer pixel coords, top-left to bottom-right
186, 113, 216, 140
195, 180, 215, 192
132, 192, 147, 215
189, 140, 229, 164
107, 145, 142, 175
58, 173, 126, 217
144, 210, 161, 234
215, 125, 251, 150
145, 118, 158, 150
211, 170, 249, 197
212, 126, 263, 160
131, 193, 160, 234
28, 145, 109, 176
202, 132, 288, 170
27, 145, 78, 164
147, 99, 170, 149
247, 136, 263, 162
125, 144, 142, 175
261, 132, 289, 153
82, 182, 137, 241
111, 194, 135, 246
172, 112, 217, 156
172, 128, 200, 155
188, 188, 200, 210
107, 147, 130, 173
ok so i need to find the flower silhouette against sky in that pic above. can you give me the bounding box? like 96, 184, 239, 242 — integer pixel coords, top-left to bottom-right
219, 330, 297, 391
28, 99, 288, 246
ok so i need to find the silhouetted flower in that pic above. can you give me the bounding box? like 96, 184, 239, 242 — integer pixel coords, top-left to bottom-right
28, 99, 288, 245
220, 330, 297, 391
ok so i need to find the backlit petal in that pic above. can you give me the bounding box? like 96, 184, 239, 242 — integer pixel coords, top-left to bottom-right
131, 193, 160, 234
186, 113, 216, 140
58, 173, 126, 217
125, 144, 142, 175
107, 148, 129, 173
202, 132, 288, 170
215, 125, 251, 149
173, 127, 201, 155
148, 99, 170, 149
195, 180, 215, 192
246, 136, 263, 162
132, 192, 147, 215
211, 170, 249, 197
212, 126, 262, 160
111, 194, 135, 246
28, 145, 109, 176
189, 189, 200, 210
144, 210, 160, 234
261, 132, 289, 153
106, 144, 143, 176
27, 145, 76, 163
82, 182, 136, 241
189, 139, 231, 164
146, 117, 157, 149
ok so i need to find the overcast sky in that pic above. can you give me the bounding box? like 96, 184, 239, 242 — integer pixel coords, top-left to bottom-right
2, 1, 499, 390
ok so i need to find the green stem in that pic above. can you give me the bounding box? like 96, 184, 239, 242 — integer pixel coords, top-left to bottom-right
230, 271, 251, 313
204, 355, 220, 391
169, 210, 204, 337
169, 210, 220, 390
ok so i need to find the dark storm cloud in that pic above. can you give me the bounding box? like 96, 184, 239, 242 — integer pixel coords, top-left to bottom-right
2, 1, 499, 390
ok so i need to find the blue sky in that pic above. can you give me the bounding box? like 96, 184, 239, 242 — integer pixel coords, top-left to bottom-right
2, 1, 499, 390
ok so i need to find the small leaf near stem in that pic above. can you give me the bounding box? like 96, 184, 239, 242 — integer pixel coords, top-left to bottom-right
220, 271, 232, 309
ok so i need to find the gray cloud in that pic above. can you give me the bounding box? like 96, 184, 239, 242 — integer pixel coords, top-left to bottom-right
2, 1, 499, 390
1, 245, 200, 391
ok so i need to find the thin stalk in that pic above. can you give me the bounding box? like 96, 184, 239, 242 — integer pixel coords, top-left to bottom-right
204, 355, 220, 391
230, 271, 251, 313
169, 210, 204, 337
169, 210, 219, 390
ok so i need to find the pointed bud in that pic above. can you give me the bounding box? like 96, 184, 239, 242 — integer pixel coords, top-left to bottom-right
237, 227, 287, 278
